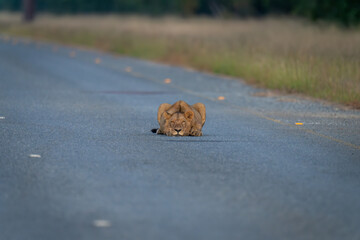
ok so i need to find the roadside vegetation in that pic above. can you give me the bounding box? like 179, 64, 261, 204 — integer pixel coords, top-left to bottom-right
1, 13, 359, 108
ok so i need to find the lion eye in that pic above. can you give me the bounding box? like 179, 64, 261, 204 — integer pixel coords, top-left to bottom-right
182, 121, 186, 127
170, 122, 175, 128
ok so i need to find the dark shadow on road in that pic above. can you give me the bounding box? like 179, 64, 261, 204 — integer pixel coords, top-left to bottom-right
155, 139, 240, 143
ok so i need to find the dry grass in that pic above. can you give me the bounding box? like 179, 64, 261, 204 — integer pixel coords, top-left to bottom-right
1, 13, 360, 108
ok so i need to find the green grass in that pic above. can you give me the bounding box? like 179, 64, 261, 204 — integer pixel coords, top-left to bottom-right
1, 13, 359, 108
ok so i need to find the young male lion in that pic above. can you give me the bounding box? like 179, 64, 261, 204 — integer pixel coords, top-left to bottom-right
152, 100, 206, 136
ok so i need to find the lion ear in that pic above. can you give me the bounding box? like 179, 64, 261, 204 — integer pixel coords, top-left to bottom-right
185, 111, 194, 120
163, 111, 172, 120
157, 103, 171, 124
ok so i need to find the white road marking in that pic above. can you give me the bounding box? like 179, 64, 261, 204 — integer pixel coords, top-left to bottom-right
93, 219, 111, 228
29, 154, 41, 158
0, 116, 5, 120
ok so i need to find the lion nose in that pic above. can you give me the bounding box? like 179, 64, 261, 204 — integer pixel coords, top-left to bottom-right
174, 128, 181, 133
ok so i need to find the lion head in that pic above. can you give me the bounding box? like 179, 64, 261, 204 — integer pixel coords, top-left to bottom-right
162, 111, 194, 136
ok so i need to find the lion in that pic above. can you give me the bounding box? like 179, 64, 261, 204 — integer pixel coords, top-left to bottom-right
152, 100, 206, 136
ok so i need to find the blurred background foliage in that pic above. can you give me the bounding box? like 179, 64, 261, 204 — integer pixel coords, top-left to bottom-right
0, 0, 359, 26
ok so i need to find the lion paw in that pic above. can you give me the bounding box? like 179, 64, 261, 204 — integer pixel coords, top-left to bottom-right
190, 128, 203, 136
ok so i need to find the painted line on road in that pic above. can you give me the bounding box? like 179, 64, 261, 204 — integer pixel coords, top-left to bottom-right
93, 219, 111, 228
302, 128, 360, 150
247, 110, 360, 150
225, 103, 360, 150
29, 154, 41, 158
95, 58, 101, 64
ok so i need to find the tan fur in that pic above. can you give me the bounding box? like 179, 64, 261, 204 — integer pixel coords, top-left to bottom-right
157, 100, 206, 136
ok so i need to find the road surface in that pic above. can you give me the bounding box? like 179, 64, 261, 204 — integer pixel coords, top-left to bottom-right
1, 36, 360, 240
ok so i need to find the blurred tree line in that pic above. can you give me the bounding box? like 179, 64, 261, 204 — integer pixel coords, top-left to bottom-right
0, 0, 359, 26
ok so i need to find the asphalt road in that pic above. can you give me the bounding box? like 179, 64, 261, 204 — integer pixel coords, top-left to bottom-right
1, 36, 360, 240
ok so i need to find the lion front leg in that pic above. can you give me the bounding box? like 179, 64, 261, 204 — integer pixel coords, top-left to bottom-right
189, 127, 203, 136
